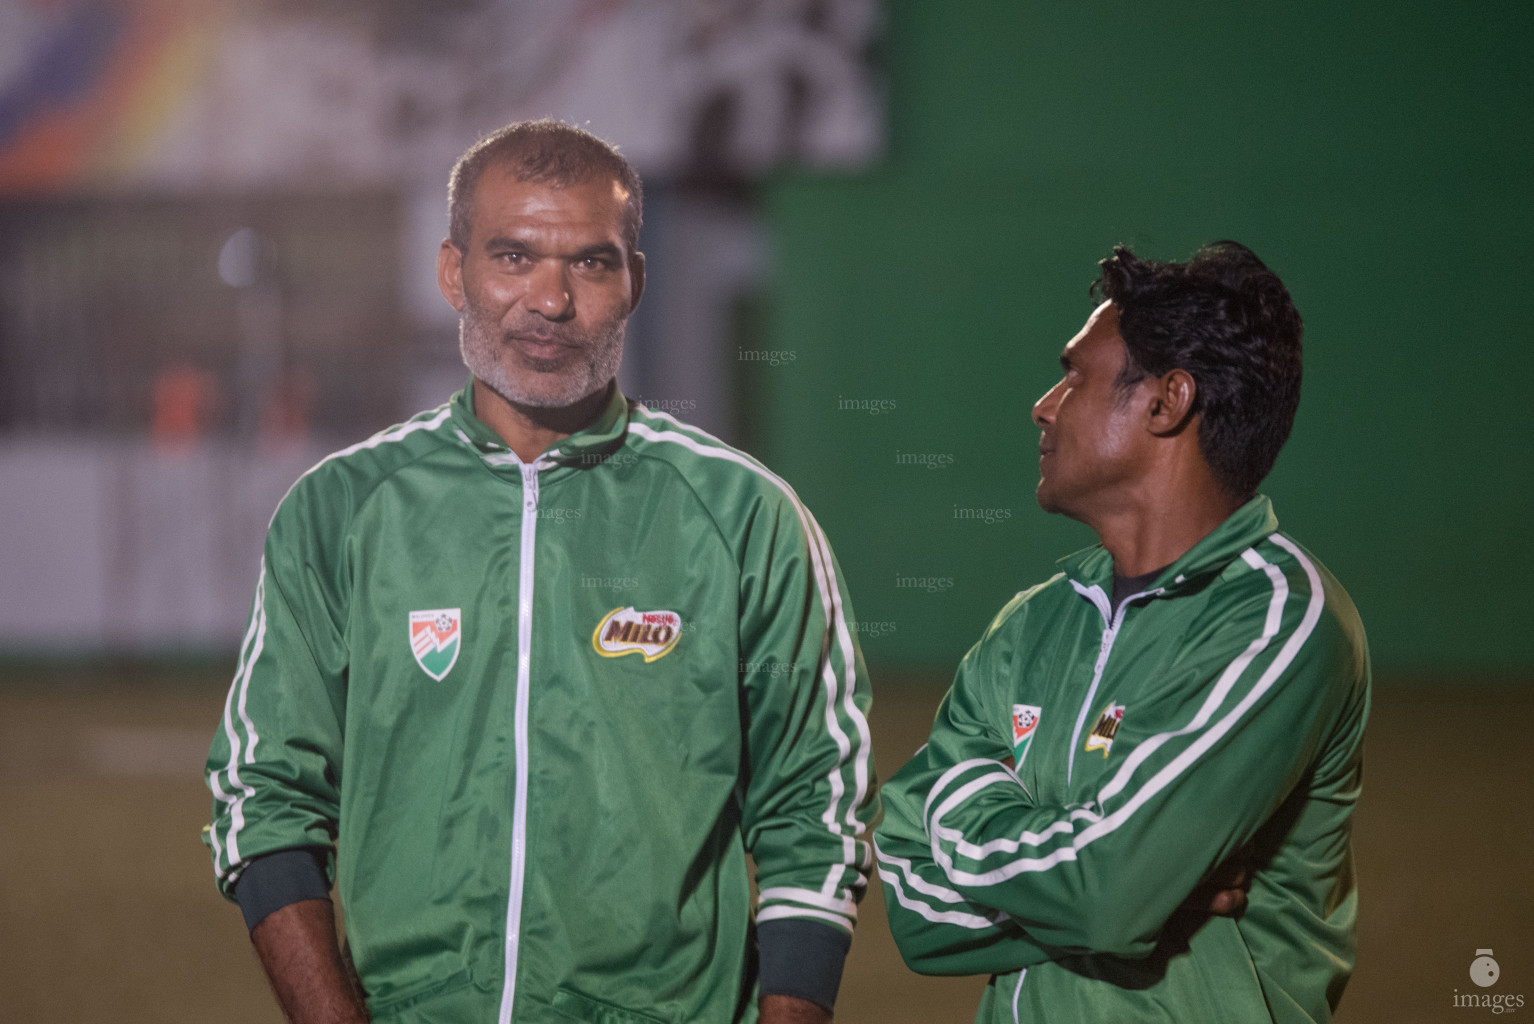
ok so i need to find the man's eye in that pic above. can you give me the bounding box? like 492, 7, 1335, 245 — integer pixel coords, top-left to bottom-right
577, 257, 612, 271
497, 252, 527, 265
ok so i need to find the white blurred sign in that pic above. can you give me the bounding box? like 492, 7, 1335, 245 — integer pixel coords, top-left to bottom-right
137, 0, 883, 188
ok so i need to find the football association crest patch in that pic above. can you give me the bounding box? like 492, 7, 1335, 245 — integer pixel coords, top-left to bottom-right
592, 607, 682, 663
410, 608, 462, 681
1011, 704, 1042, 772
1085, 702, 1124, 758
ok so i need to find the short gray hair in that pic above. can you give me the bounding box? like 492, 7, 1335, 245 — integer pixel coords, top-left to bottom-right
447, 119, 643, 255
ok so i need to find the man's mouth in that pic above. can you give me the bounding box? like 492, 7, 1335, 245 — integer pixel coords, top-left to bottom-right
511, 333, 575, 361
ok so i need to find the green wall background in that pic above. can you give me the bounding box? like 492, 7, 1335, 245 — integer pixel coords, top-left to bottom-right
759, 4, 1533, 677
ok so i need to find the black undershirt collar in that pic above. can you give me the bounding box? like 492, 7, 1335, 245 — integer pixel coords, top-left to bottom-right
1110, 563, 1172, 614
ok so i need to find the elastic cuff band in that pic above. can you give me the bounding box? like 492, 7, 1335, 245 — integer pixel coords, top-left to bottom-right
234, 847, 331, 931
758, 917, 852, 1011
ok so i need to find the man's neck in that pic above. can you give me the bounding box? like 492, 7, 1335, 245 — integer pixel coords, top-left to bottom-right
472, 377, 612, 463
1091, 486, 1245, 579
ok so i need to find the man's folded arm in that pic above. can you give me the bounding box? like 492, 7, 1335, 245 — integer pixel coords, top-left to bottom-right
920, 585, 1357, 958
875, 794, 1055, 976
874, 636, 1058, 977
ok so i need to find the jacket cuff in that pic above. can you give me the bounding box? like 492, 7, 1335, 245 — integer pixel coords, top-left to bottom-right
757, 918, 852, 1011
234, 847, 331, 931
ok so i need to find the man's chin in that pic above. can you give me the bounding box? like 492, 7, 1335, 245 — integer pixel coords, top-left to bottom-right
477, 371, 608, 411
518, 353, 574, 375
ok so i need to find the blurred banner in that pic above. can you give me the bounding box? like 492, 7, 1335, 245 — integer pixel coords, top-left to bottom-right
0, 0, 885, 654
0, 0, 883, 191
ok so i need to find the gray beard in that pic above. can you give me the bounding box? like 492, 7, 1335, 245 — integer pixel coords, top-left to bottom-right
459, 303, 626, 409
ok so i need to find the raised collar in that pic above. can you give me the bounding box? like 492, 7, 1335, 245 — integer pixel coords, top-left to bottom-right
1058, 495, 1280, 596
447, 378, 630, 470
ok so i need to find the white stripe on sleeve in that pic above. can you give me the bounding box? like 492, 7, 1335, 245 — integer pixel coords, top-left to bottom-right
626, 416, 873, 877
930, 541, 1325, 888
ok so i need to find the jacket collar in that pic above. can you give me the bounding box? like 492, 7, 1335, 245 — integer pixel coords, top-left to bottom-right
448, 378, 631, 472
1058, 495, 1280, 596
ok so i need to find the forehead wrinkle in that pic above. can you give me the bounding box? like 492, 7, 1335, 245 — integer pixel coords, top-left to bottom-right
471, 178, 627, 253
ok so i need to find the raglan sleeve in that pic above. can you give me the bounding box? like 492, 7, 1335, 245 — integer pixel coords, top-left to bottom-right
908, 541, 1368, 959
874, 601, 1058, 976
203, 473, 351, 900
735, 488, 878, 1001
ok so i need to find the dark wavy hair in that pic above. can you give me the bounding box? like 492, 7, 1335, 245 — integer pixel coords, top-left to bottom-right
448, 119, 644, 255
1093, 241, 1303, 499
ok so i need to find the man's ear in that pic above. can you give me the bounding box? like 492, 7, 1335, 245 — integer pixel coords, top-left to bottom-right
1148, 368, 1197, 437
627, 251, 646, 314
437, 239, 466, 313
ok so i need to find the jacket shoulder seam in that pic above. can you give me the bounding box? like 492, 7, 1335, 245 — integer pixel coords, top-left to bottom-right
624, 412, 812, 550
273, 407, 456, 530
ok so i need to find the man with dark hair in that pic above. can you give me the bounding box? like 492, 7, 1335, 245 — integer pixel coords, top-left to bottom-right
876, 242, 1370, 1022
206, 120, 876, 1024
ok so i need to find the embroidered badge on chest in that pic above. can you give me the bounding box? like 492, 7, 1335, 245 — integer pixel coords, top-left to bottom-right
410, 608, 462, 680
592, 607, 682, 663
1085, 702, 1124, 758
1011, 704, 1042, 772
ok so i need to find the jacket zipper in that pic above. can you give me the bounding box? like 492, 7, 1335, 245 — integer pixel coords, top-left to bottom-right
1066, 614, 1119, 786
498, 458, 546, 1024
1011, 967, 1029, 1023
1064, 585, 1163, 786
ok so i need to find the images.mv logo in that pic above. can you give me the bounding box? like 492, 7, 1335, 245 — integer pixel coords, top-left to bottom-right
1453, 949, 1524, 1015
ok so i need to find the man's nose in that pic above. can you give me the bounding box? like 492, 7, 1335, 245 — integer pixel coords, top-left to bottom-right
1032, 382, 1060, 427
525, 261, 574, 320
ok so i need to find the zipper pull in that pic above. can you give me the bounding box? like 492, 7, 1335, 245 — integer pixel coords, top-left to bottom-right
520, 463, 538, 511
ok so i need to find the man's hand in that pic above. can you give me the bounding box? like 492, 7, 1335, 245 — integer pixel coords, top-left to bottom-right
250, 899, 370, 1024
1207, 863, 1251, 917
1185, 848, 1253, 918
760, 995, 832, 1024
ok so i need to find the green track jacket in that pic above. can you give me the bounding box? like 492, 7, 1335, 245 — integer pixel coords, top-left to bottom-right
205, 385, 877, 1023
875, 498, 1369, 1024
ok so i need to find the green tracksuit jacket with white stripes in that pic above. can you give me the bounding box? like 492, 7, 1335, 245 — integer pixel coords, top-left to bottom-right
204, 385, 877, 1023
874, 497, 1369, 1023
